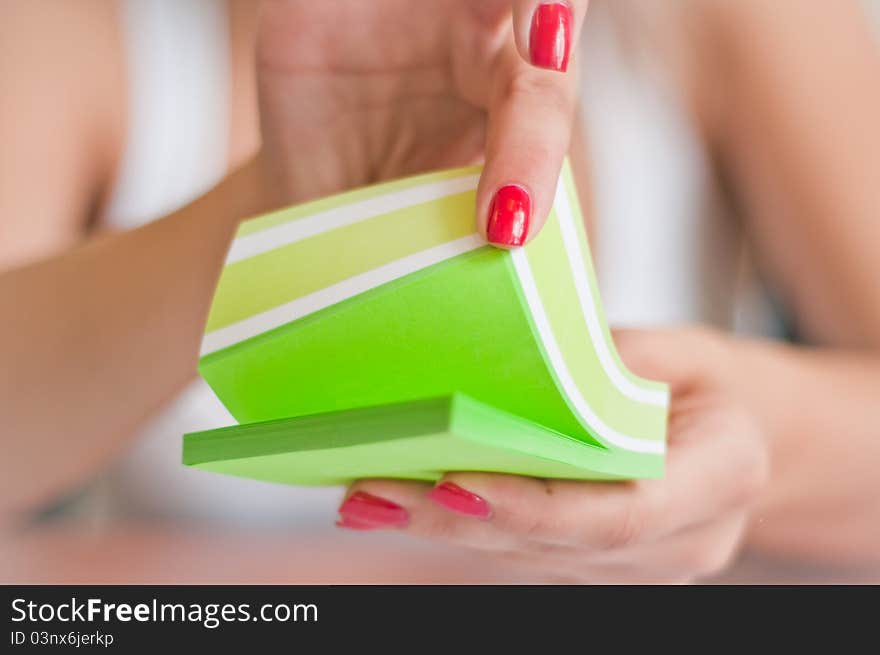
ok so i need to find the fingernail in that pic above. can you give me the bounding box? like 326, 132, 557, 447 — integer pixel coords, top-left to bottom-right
427, 482, 492, 519
337, 491, 409, 529
529, 3, 573, 72
487, 185, 531, 247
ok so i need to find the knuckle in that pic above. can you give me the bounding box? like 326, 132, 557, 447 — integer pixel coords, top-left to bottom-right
419, 513, 459, 538
479, 477, 551, 539
466, 2, 507, 30
517, 511, 549, 539
598, 493, 648, 550
502, 69, 573, 113
510, 485, 576, 543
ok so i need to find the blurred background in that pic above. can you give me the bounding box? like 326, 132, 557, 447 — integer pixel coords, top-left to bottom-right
2, 0, 880, 584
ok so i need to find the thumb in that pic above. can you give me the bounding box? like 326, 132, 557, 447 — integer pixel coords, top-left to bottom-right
612, 327, 731, 395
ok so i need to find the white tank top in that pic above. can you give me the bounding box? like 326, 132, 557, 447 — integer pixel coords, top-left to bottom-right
101, 0, 754, 524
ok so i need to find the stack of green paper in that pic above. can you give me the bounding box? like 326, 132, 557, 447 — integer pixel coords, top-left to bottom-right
183, 161, 669, 485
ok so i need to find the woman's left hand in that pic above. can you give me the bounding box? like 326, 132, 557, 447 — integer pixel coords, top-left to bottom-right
337, 328, 770, 583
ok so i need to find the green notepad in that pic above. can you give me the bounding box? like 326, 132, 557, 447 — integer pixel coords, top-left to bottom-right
184, 161, 669, 484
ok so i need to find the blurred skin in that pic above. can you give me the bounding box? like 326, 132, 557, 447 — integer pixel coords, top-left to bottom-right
0, 0, 879, 583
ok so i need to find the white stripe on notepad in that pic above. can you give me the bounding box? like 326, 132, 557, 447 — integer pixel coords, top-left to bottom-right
226, 175, 481, 264
510, 248, 666, 454
201, 234, 486, 356
554, 182, 669, 408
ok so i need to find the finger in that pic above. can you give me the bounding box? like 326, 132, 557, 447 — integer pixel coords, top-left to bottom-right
431, 409, 767, 550
476, 41, 579, 248
335, 480, 433, 531
338, 479, 528, 553
612, 326, 732, 397
510, 1, 589, 72
434, 472, 653, 549
342, 478, 596, 561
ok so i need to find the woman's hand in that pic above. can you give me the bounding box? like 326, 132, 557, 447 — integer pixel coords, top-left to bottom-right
336, 328, 771, 583
253, 0, 589, 246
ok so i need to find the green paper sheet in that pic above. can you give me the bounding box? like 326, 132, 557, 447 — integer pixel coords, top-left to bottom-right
184, 161, 669, 484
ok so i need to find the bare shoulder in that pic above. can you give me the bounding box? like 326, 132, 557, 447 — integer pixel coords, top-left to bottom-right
0, 0, 125, 266
689, 0, 879, 133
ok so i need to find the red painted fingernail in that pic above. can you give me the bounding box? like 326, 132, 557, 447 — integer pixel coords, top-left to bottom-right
487, 185, 531, 247
337, 491, 409, 529
529, 3, 573, 72
427, 482, 492, 519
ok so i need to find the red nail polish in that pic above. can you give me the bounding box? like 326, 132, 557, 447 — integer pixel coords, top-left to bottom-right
427, 482, 492, 519
337, 491, 409, 528
529, 3, 573, 72
487, 185, 531, 247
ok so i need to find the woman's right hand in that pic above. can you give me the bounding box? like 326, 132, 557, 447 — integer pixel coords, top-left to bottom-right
253, 0, 589, 247
339, 328, 771, 583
